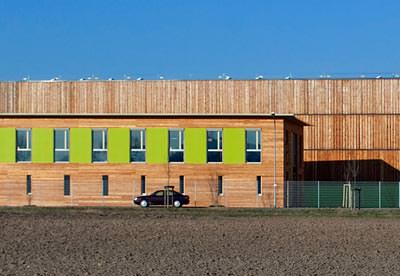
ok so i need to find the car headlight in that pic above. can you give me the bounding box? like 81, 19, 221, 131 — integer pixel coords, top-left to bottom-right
134, 197, 138, 201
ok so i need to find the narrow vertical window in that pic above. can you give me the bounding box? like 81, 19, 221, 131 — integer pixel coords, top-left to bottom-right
256, 176, 262, 195
54, 129, 70, 162
141, 175, 146, 195
207, 129, 223, 163
16, 129, 32, 162
218, 176, 223, 195
92, 129, 108, 162
169, 129, 184, 162
26, 175, 32, 195
102, 175, 108, 196
64, 175, 71, 196
246, 129, 261, 162
179, 175, 185, 194
130, 129, 146, 162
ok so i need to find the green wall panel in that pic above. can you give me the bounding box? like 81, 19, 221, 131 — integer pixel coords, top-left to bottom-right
147, 128, 168, 164
70, 128, 92, 163
185, 128, 206, 164
0, 128, 16, 163
108, 128, 130, 163
223, 128, 245, 164
32, 128, 53, 163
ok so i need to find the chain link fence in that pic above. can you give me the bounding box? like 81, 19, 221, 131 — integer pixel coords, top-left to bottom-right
285, 181, 400, 208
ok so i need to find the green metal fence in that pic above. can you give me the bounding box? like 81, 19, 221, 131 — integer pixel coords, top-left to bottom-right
285, 181, 400, 208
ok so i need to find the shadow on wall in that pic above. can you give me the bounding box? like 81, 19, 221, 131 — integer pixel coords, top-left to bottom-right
305, 159, 400, 181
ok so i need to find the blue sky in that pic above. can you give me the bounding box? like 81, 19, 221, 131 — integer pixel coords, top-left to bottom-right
0, 0, 399, 80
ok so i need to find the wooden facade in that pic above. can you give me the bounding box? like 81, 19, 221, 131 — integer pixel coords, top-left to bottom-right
0, 79, 398, 181
0, 116, 304, 207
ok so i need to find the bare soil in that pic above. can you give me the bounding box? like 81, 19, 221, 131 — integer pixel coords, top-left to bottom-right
0, 208, 399, 275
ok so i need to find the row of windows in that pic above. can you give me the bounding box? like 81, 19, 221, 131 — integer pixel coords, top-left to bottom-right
15, 128, 262, 163
24, 175, 264, 197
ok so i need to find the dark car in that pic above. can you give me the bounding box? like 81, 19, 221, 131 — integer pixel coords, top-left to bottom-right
134, 190, 190, 208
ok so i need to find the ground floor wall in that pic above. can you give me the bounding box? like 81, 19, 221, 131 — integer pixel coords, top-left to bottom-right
0, 164, 285, 208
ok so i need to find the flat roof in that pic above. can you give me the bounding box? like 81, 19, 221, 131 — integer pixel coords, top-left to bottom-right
0, 113, 309, 126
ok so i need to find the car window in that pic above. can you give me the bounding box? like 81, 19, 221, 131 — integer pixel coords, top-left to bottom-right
153, 191, 164, 196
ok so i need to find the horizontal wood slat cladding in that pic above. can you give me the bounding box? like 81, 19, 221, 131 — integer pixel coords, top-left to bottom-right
0, 164, 284, 207
0, 118, 303, 207
1, 79, 399, 181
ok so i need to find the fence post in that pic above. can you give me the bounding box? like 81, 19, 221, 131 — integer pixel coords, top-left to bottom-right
378, 181, 381, 209
286, 181, 289, 208
317, 181, 320, 208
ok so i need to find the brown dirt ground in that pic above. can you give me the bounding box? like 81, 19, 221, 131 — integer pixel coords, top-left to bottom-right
0, 208, 400, 275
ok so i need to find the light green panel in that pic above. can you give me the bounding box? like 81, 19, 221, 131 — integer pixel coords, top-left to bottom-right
147, 128, 168, 164
32, 128, 54, 163
0, 128, 16, 163
185, 128, 206, 164
70, 128, 92, 163
223, 128, 245, 164
108, 128, 130, 163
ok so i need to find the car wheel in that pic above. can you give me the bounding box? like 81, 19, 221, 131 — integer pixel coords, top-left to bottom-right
173, 200, 182, 208
140, 200, 149, 208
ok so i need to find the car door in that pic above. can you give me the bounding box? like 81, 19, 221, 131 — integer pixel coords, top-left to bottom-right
150, 190, 164, 205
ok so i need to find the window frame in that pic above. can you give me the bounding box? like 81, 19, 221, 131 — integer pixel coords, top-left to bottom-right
169, 129, 184, 163
16, 128, 32, 163
92, 128, 108, 163
256, 176, 262, 196
245, 128, 262, 163
141, 175, 146, 195
64, 175, 71, 196
54, 128, 70, 163
207, 129, 223, 163
130, 128, 146, 163
179, 175, 185, 194
218, 175, 223, 196
102, 175, 109, 196
26, 175, 32, 195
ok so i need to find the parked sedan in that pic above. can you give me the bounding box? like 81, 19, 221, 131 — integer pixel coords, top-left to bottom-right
134, 190, 190, 208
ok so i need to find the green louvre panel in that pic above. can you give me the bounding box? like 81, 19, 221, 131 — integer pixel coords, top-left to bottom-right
146, 128, 168, 164
185, 128, 206, 164
223, 128, 245, 164
70, 128, 92, 163
0, 128, 16, 163
32, 128, 54, 163
108, 128, 130, 163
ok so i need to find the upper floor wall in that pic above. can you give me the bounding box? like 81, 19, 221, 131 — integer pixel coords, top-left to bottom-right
1, 79, 400, 115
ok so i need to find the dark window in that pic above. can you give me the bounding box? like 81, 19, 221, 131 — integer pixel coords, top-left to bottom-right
179, 175, 185, 194
141, 175, 146, 195
92, 129, 108, 162
169, 129, 184, 162
64, 175, 71, 196
17, 129, 32, 162
102, 175, 108, 196
246, 129, 261, 162
54, 129, 70, 162
26, 175, 31, 195
218, 176, 223, 195
257, 176, 262, 195
130, 129, 146, 162
207, 130, 223, 163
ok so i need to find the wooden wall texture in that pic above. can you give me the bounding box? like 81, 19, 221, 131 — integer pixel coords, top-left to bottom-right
0, 117, 303, 207
0, 79, 399, 180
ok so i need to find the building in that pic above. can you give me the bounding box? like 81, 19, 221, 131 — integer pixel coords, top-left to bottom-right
3, 78, 397, 207
0, 81, 306, 207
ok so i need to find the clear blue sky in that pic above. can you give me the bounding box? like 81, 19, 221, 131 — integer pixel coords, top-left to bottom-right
0, 0, 399, 80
